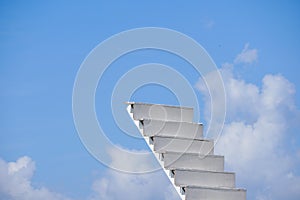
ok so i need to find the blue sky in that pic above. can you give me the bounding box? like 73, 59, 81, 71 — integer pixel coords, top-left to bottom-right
1, 1, 300, 200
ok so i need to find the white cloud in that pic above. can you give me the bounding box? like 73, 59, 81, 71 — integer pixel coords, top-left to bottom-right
0, 156, 71, 200
196, 46, 300, 200
1, 149, 180, 200
234, 43, 258, 64
89, 147, 180, 200
90, 169, 179, 200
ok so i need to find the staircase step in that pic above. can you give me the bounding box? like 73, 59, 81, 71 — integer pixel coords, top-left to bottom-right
184, 186, 246, 200
140, 119, 203, 140
162, 152, 224, 172
173, 169, 235, 188
126, 102, 246, 200
127, 102, 194, 122
151, 136, 214, 155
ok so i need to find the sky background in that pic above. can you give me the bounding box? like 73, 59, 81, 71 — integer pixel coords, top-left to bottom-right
1, 1, 300, 200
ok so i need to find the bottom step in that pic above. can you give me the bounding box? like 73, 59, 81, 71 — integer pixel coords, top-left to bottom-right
184, 186, 246, 200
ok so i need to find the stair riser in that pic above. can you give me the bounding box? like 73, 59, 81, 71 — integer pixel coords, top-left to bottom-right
185, 187, 246, 200
142, 119, 203, 140
130, 104, 193, 122
175, 170, 235, 188
164, 154, 224, 172
153, 137, 214, 155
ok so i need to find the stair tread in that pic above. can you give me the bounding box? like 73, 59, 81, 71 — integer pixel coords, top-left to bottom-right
174, 168, 235, 175
127, 102, 194, 122
153, 136, 214, 155
183, 186, 246, 200
162, 151, 223, 158
152, 135, 212, 142
184, 185, 246, 191
140, 119, 203, 140
126, 102, 193, 110
174, 169, 236, 188
140, 118, 203, 125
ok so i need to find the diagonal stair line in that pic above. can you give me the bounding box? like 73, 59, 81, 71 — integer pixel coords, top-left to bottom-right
126, 102, 246, 200
126, 103, 185, 199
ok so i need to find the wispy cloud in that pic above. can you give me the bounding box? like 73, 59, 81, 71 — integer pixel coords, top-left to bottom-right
234, 43, 258, 64
201, 18, 215, 29
196, 46, 300, 200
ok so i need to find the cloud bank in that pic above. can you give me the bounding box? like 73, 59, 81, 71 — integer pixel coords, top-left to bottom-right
0, 151, 179, 200
89, 147, 179, 200
196, 44, 300, 200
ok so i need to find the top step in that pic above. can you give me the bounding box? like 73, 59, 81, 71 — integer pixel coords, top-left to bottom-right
126, 102, 194, 122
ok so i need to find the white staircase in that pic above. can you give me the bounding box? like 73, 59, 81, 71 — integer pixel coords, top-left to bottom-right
127, 102, 246, 200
